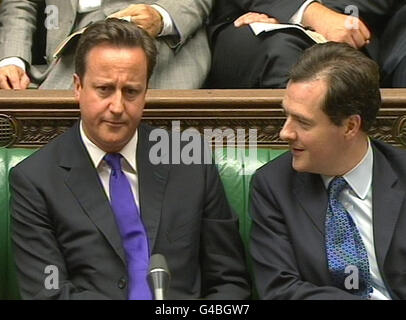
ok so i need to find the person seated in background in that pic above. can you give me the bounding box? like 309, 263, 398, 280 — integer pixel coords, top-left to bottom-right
10, 18, 251, 300
208, 0, 405, 88
322, 0, 406, 88
0, 0, 212, 90
250, 42, 406, 299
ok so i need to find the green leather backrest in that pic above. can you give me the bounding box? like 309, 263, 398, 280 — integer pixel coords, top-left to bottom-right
213, 147, 287, 294
214, 147, 286, 249
0, 148, 37, 299
0, 147, 287, 299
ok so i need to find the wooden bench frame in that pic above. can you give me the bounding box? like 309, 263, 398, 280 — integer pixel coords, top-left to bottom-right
1, 89, 406, 148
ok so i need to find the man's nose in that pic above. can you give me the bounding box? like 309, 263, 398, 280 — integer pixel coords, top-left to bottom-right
109, 91, 125, 114
279, 119, 296, 142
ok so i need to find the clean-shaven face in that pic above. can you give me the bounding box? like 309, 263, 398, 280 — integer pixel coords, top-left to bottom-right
74, 44, 148, 153
280, 79, 349, 175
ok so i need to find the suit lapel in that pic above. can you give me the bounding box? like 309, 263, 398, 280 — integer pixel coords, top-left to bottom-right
293, 171, 333, 284
59, 123, 126, 265
292, 143, 406, 289
137, 124, 170, 253
293, 172, 328, 235
372, 145, 405, 269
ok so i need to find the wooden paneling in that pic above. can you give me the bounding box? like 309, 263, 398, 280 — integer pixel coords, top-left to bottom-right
1, 89, 406, 148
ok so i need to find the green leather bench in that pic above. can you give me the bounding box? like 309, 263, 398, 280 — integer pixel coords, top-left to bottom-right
0, 148, 36, 299
0, 147, 287, 299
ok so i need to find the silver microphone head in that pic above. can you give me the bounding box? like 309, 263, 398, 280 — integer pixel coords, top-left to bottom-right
148, 254, 170, 300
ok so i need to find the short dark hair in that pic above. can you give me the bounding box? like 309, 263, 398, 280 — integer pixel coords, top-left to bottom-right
75, 18, 157, 81
289, 42, 381, 132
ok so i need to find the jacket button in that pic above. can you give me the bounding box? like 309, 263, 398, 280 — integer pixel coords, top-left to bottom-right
118, 277, 127, 289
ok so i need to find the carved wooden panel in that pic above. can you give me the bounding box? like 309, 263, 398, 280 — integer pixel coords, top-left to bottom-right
1, 89, 406, 148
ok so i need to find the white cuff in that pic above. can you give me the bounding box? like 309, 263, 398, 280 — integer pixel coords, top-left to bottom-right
78, 0, 101, 13
290, 0, 321, 25
151, 4, 177, 37
0, 57, 26, 71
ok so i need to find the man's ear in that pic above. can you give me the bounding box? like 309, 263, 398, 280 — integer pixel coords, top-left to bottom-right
344, 114, 362, 139
73, 73, 82, 100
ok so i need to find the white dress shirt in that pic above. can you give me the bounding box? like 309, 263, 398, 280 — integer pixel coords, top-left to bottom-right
322, 139, 391, 300
0, 57, 26, 71
78, 0, 102, 13
78, 0, 176, 36
290, 0, 320, 25
79, 121, 140, 208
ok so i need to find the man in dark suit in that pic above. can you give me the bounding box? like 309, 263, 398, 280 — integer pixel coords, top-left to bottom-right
208, 0, 406, 88
322, 0, 406, 87
250, 42, 406, 299
207, 0, 371, 89
10, 19, 251, 300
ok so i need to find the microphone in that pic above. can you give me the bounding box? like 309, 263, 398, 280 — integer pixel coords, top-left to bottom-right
148, 254, 170, 300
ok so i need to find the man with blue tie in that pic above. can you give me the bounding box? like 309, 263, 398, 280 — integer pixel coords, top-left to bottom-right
10, 19, 251, 300
250, 42, 406, 299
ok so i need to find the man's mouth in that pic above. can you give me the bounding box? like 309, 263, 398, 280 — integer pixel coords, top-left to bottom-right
104, 120, 125, 126
291, 146, 305, 155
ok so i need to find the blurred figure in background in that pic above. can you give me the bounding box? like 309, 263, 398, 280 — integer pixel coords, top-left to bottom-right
208, 0, 405, 88
0, 0, 212, 89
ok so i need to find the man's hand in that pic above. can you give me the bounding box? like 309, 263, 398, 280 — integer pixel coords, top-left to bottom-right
0, 65, 30, 90
303, 2, 371, 49
109, 4, 163, 38
234, 12, 279, 27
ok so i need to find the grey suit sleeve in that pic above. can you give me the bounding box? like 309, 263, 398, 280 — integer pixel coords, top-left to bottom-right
153, 0, 212, 47
10, 167, 110, 300
199, 156, 251, 299
250, 172, 362, 300
0, 0, 40, 63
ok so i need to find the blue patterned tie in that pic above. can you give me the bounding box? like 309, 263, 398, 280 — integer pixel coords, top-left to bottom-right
325, 176, 372, 298
104, 153, 152, 300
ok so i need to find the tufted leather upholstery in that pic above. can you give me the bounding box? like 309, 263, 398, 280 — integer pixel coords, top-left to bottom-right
0, 148, 36, 299
0, 147, 286, 299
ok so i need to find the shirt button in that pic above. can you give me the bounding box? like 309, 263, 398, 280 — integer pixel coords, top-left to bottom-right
118, 277, 127, 289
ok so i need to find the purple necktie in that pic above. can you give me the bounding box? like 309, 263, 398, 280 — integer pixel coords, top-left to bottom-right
104, 153, 152, 300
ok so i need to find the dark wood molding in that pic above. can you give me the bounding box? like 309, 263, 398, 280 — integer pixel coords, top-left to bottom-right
1, 89, 406, 148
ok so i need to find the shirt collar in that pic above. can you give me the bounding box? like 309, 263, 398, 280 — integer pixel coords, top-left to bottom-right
322, 138, 373, 200
79, 120, 138, 172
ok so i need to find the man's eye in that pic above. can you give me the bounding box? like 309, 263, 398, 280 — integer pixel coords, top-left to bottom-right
125, 88, 140, 98
126, 88, 138, 95
299, 120, 311, 128
97, 86, 111, 93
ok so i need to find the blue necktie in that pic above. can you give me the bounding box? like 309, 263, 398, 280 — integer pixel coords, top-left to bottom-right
104, 153, 152, 300
325, 176, 372, 298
